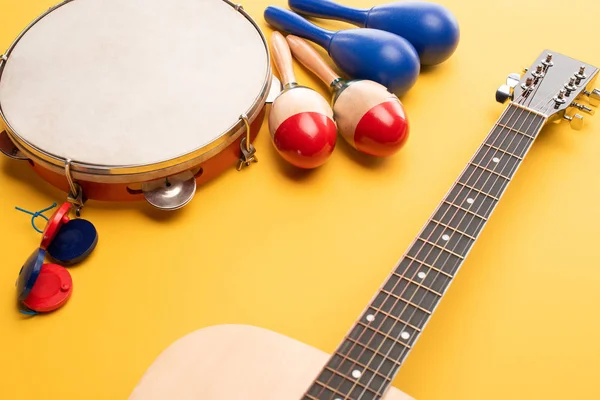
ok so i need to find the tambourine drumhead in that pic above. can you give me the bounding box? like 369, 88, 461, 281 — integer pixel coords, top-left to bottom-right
0, 0, 269, 170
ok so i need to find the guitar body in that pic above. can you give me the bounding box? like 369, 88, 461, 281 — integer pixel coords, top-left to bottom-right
129, 324, 413, 400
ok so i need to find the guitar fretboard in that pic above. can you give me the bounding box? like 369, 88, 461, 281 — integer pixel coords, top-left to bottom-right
303, 104, 547, 400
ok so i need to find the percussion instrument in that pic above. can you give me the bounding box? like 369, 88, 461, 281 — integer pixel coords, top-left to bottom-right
263, 6, 420, 96
17, 248, 73, 314
0, 0, 280, 212
286, 35, 409, 157
288, 0, 460, 66
129, 51, 599, 399
40, 202, 98, 266
268, 32, 337, 169
16, 201, 96, 314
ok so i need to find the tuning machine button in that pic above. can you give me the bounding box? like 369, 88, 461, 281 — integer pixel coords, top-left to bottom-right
583, 88, 600, 107
564, 114, 584, 130
571, 102, 595, 115
496, 73, 521, 103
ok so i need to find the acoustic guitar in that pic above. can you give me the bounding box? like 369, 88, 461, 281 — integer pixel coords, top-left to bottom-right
129, 51, 599, 400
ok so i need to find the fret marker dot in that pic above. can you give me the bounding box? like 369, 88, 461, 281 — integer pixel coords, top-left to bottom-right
492, 157, 500, 163
467, 198, 475, 204
442, 234, 450, 241
401, 331, 411, 340
417, 271, 427, 280
352, 370, 362, 379
366, 314, 375, 322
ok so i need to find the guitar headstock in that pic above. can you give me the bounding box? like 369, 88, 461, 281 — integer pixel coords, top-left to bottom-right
496, 50, 599, 129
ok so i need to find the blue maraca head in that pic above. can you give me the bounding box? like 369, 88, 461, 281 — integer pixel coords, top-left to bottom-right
366, 1, 460, 66
328, 28, 420, 96
263, 5, 420, 95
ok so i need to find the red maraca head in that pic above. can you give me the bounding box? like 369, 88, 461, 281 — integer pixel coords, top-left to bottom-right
334, 80, 409, 157
269, 86, 337, 169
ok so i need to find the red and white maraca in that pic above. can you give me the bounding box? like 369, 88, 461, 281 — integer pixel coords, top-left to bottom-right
286, 35, 409, 157
268, 31, 337, 169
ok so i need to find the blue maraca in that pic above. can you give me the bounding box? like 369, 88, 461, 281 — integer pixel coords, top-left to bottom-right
264, 6, 420, 96
288, 0, 460, 66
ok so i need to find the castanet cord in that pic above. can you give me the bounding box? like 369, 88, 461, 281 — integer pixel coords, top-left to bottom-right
15, 202, 57, 233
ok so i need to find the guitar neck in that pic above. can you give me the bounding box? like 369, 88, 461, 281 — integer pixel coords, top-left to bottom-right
304, 103, 547, 400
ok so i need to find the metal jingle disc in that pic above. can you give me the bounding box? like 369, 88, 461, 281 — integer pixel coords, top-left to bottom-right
141, 171, 197, 211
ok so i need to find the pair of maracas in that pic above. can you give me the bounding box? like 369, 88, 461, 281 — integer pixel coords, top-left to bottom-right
265, 0, 461, 96
268, 32, 410, 168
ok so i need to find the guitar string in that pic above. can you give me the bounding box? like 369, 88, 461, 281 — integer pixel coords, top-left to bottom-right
359, 93, 557, 400
353, 102, 544, 400
317, 98, 532, 400
359, 84, 557, 399
334, 77, 556, 400
313, 87, 538, 399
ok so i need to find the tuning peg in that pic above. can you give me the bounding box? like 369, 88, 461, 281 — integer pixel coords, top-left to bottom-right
564, 114, 584, 130
583, 88, 600, 107
571, 102, 595, 115
496, 73, 521, 104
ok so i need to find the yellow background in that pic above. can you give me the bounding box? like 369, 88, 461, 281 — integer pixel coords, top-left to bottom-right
1, 0, 599, 399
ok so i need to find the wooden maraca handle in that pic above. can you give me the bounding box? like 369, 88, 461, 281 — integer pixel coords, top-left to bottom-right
270, 31, 296, 86
285, 35, 340, 87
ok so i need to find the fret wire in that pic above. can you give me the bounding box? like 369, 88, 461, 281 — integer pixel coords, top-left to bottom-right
315, 373, 364, 397
469, 162, 512, 181
325, 355, 394, 383
311, 367, 364, 398
482, 143, 523, 160
430, 218, 476, 240
415, 237, 465, 260
305, 395, 318, 400
361, 105, 544, 397
366, 303, 424, 333
495, 123, 536, 139
404, 255, 453, 279
486, 117, 536, 159
457, 165, 510, 199
381, 288, 434, 315
442, 200, 489, 222
444, 182, 497, 226
455, 182, 500, 200
349, 327, 412, 353
323, 365, 390, 390
392, 271, 443, 296
320, 367, 381, 397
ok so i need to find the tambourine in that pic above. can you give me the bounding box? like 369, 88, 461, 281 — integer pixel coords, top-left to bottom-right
0, 0, 281, 213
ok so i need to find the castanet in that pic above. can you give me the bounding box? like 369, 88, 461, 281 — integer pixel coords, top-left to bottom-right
286, 35, 409, 157
288, 0, 460, 66
264, 5, 420, 96
268, 31, 337, 169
